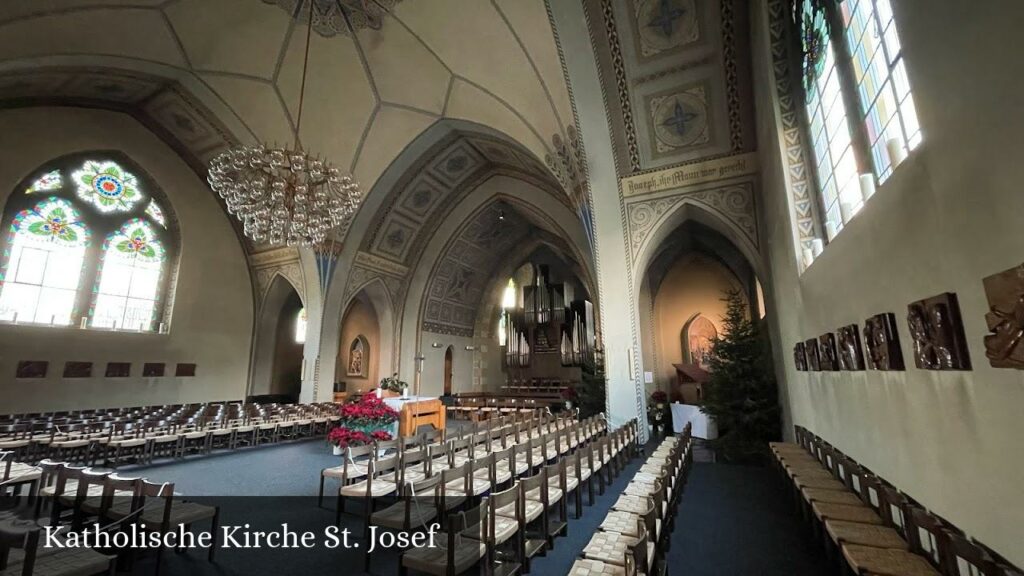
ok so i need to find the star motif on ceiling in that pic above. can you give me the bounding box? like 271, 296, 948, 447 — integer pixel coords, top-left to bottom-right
647, 0, 687, 38
662, 101, 699, 137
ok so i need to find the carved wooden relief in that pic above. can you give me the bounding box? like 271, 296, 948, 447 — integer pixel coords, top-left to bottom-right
805, 338, 820, 371
819, 333, 839, 371
863, 313, 905, 371
793, 342, 807, 371
982, 263, 1024, 369
837, 324, 865, 371
906, 292, 971, 370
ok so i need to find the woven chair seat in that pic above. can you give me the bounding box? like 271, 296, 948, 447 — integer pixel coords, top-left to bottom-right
128, 501, 216, 528
340, 478, 397, 498
611, 495, 649, 515
322, 462, 369, 480
401, 534, 486, 576
825, 520, 909, 550
552, 475, 580, 494
0, 547, 114, 576
793, 475, 846, 491
583, 531, 654, 568
802, 487, 863, 506
841, 544, 940, 576
491, 465, 513, 485
496, 498, 544, 523
568, 558, 631, 576
599, 511, 642, 537
812, 502, 882, 525
371, 500, 438, 530
526, 485, 562, 504
51, 439, 90, 449
0, 439, 30, 449
108, 437, 148, 448
6, 463, 41, 482
79, 490, 136, 514
183, 431, 208, 440
565, 465, 592, 482
486, 514, 519, 545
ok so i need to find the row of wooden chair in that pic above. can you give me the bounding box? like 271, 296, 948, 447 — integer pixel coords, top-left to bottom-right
771, 427, 1022, 576
569, 424, 694, 576
0, 460, 218, 576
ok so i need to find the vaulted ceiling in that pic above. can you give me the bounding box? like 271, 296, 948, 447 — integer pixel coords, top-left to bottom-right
0, 0, 576, 252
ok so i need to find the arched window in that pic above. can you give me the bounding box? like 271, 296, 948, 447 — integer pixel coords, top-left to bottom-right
498, 278, 516, 346
295, 307, 307, 344
0, 154, 178, 332
799, 0, 920, 244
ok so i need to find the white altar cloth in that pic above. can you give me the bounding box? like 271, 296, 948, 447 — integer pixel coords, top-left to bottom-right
670, 403, 717, 439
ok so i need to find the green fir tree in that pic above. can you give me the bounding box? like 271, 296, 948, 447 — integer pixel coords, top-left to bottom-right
701, 288, 781, 464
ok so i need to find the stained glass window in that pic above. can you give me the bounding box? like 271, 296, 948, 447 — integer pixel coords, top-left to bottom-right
145, 200, 167, 228
803, 0, 857, 240
72, 160, 143, 213
0, 198, 89, 325
498, 278, 515, 346
26, 170, 63, 194
91, 219, 165, 331
842, 0, 920, 182
295, 308, 307, 344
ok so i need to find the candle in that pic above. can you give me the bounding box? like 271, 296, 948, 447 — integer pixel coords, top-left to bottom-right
811, 238, 825, 257
886, 137, 907, 167
840, 201, 855, 224
859, 173, 876, 201
802, 247, 815, 268
80, 316, 88, 329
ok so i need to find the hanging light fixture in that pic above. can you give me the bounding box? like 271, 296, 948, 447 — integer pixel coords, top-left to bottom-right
208, 0, 362, 247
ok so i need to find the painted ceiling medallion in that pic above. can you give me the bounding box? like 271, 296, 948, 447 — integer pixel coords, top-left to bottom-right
262, 0, 402, 37
650, 87, 709, 152
635, 0, 699, 58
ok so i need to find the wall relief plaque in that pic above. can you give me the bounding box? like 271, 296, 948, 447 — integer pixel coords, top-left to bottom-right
837, 324, 865, 371
982, 262, 1024, 369
805, 338, 820, 371
818, 333, 839, 371
793, 342, 807, 371
863, 313, 905, 371
906, 293, 971, 370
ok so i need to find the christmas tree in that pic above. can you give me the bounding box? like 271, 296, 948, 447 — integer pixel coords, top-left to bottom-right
701, 288, 781, 463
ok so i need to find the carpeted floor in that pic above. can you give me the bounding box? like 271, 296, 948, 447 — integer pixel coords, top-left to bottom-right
77, 438, 831, 575
666, 462, 834, 576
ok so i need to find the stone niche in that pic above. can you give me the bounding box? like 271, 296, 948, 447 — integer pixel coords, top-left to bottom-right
906, 292, 971, 370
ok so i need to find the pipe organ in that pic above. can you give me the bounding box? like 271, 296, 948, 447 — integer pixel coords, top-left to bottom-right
503, 265, 595, 368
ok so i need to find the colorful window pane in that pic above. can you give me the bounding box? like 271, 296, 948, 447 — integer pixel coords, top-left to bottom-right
26, 170, 63, 194
295, 308, 307, 344
0, 198, 89, 325
145, 200, 167, 228
72, 160, 144, 213
841, 0, 920, 182
803, 0, 857, 240
91, 219, 164, 331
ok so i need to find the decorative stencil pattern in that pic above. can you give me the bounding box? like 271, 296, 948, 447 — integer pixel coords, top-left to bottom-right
421, 203, 532, 337
625, 182, 757, 260
647, 85, 710, 153
261, 0, 402, 38
766, 0, 818, 251
633, 0, 699, 58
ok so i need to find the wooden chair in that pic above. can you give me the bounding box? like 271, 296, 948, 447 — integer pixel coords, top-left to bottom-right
366, 475, 441, 572
319, 443, 373, 509
483, 486, 523, 576
543, 460, 569, 541
399, 504, 487, 576
0, 526, 116, 576
337, 455, 400, 529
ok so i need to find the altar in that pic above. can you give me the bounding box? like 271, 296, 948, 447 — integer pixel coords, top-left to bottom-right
383, 396, 446, 438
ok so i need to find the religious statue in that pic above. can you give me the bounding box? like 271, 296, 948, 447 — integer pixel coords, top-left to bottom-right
906, 293, 971, 370
347, 337, 366, 377
818, 333, 839, 371
863, 313, 905, 371
982, 263, 1024, 369
793, 342, 807, 371
837, 324, 865, 370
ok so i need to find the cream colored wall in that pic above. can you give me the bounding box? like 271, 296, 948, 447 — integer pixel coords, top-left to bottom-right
0, 107, 253, 413
337, 297, 381, 394
418, 337, 475, 397
752, 0, 1024, 566
651, 255, 742, 392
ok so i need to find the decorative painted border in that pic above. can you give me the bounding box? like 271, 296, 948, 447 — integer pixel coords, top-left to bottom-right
766, 0, 818, 250
721, 0, 745, 152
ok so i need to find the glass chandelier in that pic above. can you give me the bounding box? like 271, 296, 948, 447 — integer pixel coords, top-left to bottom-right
208, 1, 361, 247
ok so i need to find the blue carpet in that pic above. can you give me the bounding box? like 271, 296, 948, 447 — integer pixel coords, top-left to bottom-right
666, 462, 834, 575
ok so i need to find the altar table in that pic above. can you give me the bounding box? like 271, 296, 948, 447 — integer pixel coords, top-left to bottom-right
383, 396, 446, 438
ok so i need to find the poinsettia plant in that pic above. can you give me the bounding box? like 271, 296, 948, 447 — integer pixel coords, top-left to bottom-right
327, 427, 371, 448
651, 390, 668, 404
337, 393, 400, 431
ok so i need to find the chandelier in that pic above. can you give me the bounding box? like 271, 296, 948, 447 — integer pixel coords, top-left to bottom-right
208, 1, 362, 247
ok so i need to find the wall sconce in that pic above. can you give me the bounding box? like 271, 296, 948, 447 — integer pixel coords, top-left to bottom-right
465, 345, 476, 351
431, 342, 442, 348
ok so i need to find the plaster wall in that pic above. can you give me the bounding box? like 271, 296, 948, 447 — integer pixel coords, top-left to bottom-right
0, 107, 253, 413
752, 0, 1024, 565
